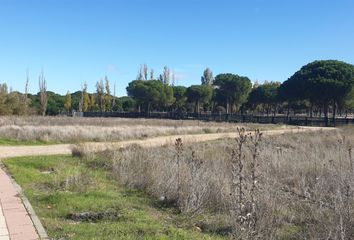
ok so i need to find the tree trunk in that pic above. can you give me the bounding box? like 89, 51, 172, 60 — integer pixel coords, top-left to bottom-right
266, 104, 270, 117
195, 100, 200, 114
332, 101, 336, 127
324, 102, 329, 127
310, 103, 313, 118
286, 103, 290, 120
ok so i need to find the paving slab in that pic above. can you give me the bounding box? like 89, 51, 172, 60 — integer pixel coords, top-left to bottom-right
0, 167, 39, 240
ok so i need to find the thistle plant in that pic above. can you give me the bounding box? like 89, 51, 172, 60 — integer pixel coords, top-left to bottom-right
230, 128, 249, 232
230, 128, 262, 238
175, 138, 183, 205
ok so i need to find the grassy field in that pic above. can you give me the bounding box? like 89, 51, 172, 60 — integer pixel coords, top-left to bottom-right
0, 116, 290, 144
3, 155, 225, 240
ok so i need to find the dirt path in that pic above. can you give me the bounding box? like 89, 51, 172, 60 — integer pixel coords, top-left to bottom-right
0, 126, 336, 159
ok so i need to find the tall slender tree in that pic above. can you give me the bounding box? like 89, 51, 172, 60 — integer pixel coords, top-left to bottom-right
150, 68, 154, 80
162, 66, 170, 85
89, 94, 96, 111
82, 82, 89, 112
201, 68, 214, 85
105, 76, 112, 111
39, 70, 48, 116
23, 70, 30, 114
112, 81, 117, 110
96, 79, 105, 113
172, 70, 176, 86
136, 65, 143, 80
143, 64, 148, 81
64, 91, 72, 112
79, 83, 84, 112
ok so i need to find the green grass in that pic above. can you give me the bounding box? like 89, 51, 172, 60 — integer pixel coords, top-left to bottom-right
0, 138, 60, 146
3, 155, 226, 240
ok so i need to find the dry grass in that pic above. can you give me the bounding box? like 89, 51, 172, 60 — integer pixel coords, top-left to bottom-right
74, 127, 354, 239
0, 116, 289, 143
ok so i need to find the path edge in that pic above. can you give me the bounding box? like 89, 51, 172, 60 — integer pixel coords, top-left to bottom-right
0, 162, 50, 240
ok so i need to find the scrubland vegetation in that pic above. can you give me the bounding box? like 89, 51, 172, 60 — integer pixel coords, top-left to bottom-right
4, 127, 354, 239
0, 116, 285, 144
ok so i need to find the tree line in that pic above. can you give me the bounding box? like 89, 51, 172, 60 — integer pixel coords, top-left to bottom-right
126, 61, 354, 120
0, 73, 136, 116
1, 60, 354, 119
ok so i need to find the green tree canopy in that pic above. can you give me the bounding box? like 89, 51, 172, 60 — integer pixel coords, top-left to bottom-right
126, 80, 174, 112
281, 60, 354, 121
186, 85, 213, 113
172, 86, 187, 112
116, 96, 136, 112
213, 73, 252, 113
46, 91, 65, 115
248, 82, 280, 115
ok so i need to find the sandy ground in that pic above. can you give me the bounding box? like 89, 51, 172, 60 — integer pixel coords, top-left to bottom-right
0, 126, 336, 159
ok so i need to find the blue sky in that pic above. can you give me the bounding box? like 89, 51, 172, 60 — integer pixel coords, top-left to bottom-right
0, 0, 353, 96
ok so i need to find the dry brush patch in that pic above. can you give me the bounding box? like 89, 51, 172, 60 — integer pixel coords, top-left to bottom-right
0, 116, 286, 143
73, 128, 354, 239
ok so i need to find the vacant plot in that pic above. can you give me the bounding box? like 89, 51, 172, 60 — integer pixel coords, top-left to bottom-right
3, 155, 224, 240
3, 127, 354, 239
0, 116, 292, 144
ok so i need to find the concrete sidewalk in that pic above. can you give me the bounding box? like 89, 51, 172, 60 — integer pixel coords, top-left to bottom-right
0, 167, 39, 240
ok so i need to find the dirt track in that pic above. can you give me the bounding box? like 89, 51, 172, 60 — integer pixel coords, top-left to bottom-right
0, 126, 336, 159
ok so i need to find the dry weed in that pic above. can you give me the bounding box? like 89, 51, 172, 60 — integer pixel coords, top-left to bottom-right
73, 127, 354, 239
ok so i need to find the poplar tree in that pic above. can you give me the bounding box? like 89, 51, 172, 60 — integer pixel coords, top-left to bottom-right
83, 82, 89, 112
39, 71, 48, 116
201, 68, 214, 85
162, 66, 170, 85
105, 76, 112, 111
64, 91, 72, 112
96, 79, 105, 112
